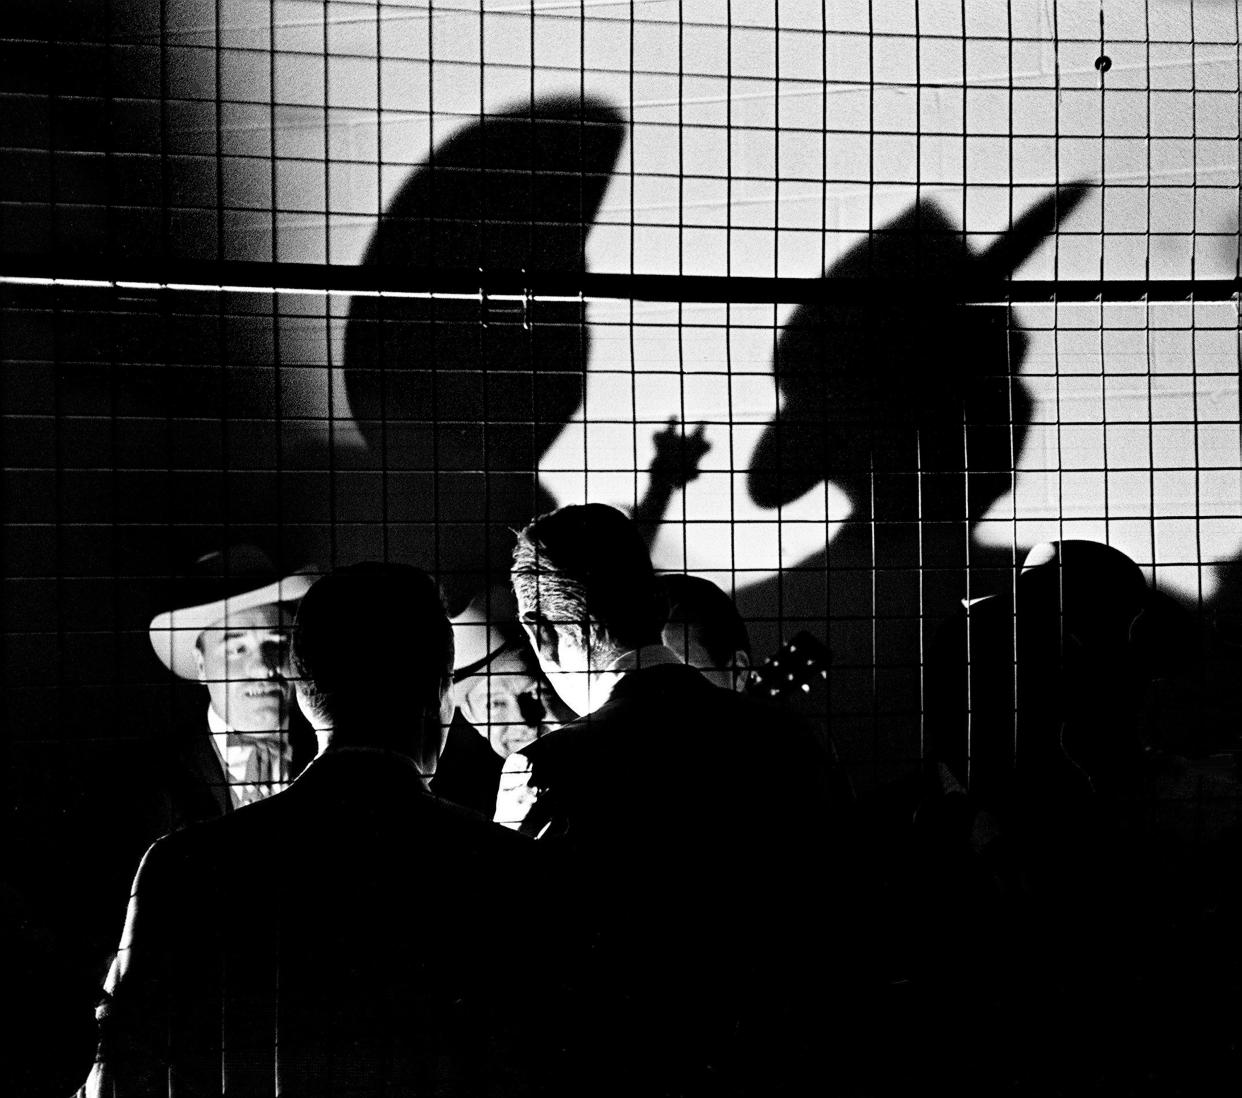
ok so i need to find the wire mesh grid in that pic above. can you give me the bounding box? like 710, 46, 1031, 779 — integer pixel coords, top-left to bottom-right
0, 0, 1239, 791
3, 6, 1242, 1096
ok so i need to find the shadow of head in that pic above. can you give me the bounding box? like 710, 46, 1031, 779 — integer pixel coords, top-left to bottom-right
931, 539, 1193, 805
748, 186, 1087, 520
344, 96, 626, 474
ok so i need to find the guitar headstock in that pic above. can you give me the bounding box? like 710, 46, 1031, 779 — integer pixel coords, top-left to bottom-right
747, 630, 831, 703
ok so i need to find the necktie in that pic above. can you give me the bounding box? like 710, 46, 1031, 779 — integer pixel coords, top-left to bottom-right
226, 734, 290, 806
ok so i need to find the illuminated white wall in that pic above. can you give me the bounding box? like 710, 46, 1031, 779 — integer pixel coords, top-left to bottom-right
165, 0, 1240, 600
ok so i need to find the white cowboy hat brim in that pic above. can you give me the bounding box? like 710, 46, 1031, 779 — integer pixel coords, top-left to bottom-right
450, 584, 521, 673
150, 572, 315, 681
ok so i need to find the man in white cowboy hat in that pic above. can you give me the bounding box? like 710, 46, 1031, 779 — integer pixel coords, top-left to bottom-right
422, 585, 574, 818
451, 586, 573, 757
149, 545, 314, 811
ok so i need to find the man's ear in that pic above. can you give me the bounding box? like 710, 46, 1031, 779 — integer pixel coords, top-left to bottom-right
295, 684, 320, 728
195, 644, 207, 683
731, 650, 752, 694
438, 688, 456, 731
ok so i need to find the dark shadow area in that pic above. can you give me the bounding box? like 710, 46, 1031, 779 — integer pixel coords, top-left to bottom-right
1, 877, 99, 1098
0, 0, 232, 267
1182, 555, 1242, 757
0, 0, 303, 1010
925, 540, 1196, 860
344, 96, 626, 614
896, 540, 1242, 1094
738, 186, 1086, 788
1, 0, 299, 746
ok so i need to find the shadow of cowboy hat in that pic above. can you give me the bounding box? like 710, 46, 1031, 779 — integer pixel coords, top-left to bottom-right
747, 184, 1088, 510
343, 94, 626, 470
149, 545, 317, 681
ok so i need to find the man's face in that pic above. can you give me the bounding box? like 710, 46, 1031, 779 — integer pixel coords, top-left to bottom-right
455, 646, 566, 757
195, 603, 294, 733
516, 592, 593, 718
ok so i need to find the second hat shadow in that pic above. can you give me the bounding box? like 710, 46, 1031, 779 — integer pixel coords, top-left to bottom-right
738, 186, 1087, 785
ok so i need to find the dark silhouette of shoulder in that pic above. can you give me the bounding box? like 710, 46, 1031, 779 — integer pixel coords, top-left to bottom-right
431, 710, 504, 815
506, 662, 835, 1096
96, 749, 545, 1098
519, 662, 829, 822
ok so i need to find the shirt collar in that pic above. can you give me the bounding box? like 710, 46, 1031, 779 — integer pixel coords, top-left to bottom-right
206, 703, 290, 743
603, 644, 685, 676
206, 703, 233, 738
206, 704, 292, 808
591, 644, 685, 709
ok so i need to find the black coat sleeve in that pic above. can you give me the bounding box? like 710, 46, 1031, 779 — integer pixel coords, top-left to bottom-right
88, 837, 183, 1098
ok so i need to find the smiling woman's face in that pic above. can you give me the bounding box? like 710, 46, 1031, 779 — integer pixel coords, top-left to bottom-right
195, 603, 294, 733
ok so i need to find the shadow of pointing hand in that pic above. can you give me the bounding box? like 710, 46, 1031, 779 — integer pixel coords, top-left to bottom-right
650, 418, 711, 491
635, 418, 713, 547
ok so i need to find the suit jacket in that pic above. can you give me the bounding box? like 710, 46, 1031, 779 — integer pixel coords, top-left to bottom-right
430, 710, 504, 816
498, 661, 835, 1095
129, 700, 318, 838
156, 726, 233, 822
91, 747, 547, 1098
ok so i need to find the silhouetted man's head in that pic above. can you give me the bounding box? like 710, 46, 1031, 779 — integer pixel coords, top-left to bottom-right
512, 504, 667, 716
291, 563, 454, 774
660, 574, 752, 692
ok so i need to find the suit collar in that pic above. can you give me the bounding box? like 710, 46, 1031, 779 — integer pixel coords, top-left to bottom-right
179, 727, 233, 816
605, 660, 709, 704
602, 644, 684, 675
294, 745, 434, 792
587, 644, 685, 709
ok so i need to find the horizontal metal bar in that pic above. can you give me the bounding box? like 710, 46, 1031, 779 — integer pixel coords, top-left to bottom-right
1, 257, 1239, 305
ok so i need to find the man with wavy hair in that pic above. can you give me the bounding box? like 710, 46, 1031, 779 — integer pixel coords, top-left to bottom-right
498, 503, 832, 1096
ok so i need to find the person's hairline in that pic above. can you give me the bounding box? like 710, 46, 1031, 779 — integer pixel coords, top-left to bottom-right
511, 505, 666, 653
661, 576, 750, 664
291, 565, 453, 724
193, 600, 294, 651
